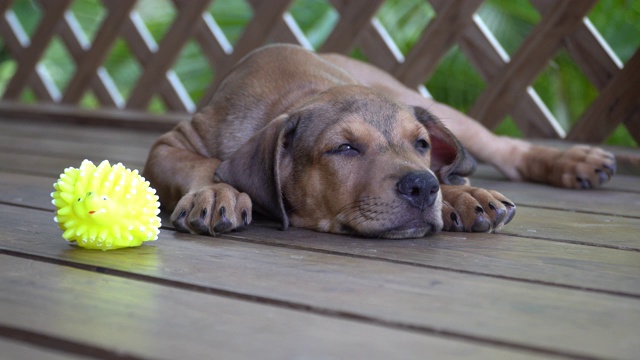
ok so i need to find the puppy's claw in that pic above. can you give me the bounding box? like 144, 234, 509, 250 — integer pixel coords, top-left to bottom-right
446, 210, 464, 232
242, 210, 249, 226
576, 177, 591, 189
190, 218, 211, 235
489, 202, 506, 227
501, 201, 516, 225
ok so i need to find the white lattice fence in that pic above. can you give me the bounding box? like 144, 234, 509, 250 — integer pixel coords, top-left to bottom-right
0, 0, 637, 143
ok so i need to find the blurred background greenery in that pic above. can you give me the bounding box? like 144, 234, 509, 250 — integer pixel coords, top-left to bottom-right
1, 0, 638, 145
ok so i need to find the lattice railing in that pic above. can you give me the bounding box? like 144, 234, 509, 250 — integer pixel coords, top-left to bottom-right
0, 0, 638, 143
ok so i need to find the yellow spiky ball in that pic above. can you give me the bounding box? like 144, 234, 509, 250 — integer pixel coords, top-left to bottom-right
52, 160, 161, 250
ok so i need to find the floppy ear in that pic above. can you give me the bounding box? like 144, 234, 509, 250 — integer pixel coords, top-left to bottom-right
214, 114, 298, 230
413, 106, 476, 185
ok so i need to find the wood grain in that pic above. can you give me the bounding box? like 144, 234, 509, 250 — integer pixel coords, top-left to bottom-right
0, 152, 143, 178
119, 9, 194, 112
126, 0, 210, 110
471, 178, 640, 218
198, 0, 293, 108
392, 0, 483, 87
321, 0, 385, 53
469, 0, 596, 129
1, 204, 639, 359
0, 101, 187, 130
2, 0, 72, 100
49, 3, 122, 108
0, 134, 149, 164
568, 49, 640, 142
62, 0, 136, 104
0, 338, 91, 360
0, 255, 541, 360
0, 8, 59, 102
472, 163, 640, 193
0, 118, 162, 147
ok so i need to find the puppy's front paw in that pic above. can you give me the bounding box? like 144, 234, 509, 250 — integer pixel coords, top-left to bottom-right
441, 185, 516, 233
171, 183, 252, 235
521, 145, 616, 189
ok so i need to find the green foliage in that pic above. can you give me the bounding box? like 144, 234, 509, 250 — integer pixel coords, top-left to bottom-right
0, 0, 637, 145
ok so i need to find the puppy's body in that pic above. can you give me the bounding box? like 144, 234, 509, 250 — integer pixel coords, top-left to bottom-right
144, 44, 615, 239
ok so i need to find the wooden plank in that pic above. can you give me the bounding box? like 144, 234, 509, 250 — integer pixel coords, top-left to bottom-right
469, 0, 596, 130
0, 152, 144, 178
0, 101, 187, 131
501, 206, 640, 250
2, 0, 72, 99
1, 205, 639, 359
321, 0, 385, 53
62, 0, 136, 104
568, 49, 640, 142
392, 0, 483, 88
224, 223, 640, 295
472, 163, 640, 193
0, 338, 91, 360
0, 118, 162, 148
0, 172, 55, 209
0, 256, 541, 360
0, 134, 150, 164
471, 177, 640, 218
126, 0, 210, 110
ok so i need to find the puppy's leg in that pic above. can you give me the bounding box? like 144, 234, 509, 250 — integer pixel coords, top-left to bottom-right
143, 121, 252, 235
322, 54, 616, 189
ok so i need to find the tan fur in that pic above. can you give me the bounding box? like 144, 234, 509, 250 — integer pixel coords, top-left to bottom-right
143, 44, 615, 238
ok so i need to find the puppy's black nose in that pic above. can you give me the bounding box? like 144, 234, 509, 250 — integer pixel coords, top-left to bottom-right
397, 172, 440, 209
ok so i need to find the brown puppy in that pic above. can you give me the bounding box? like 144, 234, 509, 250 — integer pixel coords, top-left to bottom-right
143, 44, 614, 238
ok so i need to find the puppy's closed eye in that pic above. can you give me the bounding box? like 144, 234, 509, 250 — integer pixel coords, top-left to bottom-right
328, 143, 360, 156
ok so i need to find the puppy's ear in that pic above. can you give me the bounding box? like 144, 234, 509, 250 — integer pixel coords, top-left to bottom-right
214, 114, 298, 230
414, 106, 476, 185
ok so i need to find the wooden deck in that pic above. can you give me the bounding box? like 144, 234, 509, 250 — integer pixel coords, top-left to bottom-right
0, 116, 639, 360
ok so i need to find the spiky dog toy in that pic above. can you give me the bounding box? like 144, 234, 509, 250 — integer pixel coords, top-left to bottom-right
52, 160, 161, 250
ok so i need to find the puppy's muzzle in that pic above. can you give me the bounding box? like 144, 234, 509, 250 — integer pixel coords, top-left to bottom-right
397, 171, 440, 210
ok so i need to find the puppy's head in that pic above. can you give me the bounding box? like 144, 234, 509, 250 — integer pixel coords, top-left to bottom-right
215, 85, 475, 238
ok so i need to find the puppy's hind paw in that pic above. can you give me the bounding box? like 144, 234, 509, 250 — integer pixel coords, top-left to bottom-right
171, 183, 252, 236
520, 145, 616, 189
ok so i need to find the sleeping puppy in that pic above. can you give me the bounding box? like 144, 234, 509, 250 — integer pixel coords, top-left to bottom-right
143, 44, 614, 238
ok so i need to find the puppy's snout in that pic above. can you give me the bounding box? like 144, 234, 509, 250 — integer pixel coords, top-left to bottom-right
397, 172, 440, 210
